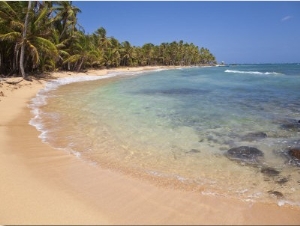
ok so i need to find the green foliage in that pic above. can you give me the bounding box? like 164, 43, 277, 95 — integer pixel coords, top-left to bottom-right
0, 1, 217, 77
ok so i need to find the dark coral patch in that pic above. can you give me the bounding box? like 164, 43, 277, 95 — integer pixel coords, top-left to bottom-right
276, 177, 289, 185
225, 146, 264, 165
261, 167, 280, 177
280, 119, 300, 132
242, 132, 267, 141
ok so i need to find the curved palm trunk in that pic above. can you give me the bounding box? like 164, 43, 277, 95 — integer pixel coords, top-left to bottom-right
76, 57, 85, 72
20, 1, 31, 79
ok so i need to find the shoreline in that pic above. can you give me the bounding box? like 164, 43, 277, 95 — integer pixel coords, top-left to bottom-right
1, 66, 300, 224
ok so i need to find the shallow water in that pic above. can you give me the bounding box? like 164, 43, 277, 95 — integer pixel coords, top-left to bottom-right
30, 64, 300, 206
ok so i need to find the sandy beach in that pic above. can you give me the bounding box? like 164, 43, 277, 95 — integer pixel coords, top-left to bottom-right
1, 66, 300, 225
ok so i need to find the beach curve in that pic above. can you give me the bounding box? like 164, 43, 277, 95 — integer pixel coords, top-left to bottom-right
1, 67, 300, 224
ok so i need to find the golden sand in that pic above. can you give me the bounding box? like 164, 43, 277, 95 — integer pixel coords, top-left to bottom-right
1, 67, 300, 224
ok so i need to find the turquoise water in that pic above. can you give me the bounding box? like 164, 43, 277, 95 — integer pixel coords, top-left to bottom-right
30, 64, 300, 206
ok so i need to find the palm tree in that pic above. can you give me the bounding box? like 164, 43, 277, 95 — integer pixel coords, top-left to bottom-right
53, 1, 81, 41
141, 43, 155, 66
109, 37, 121, 67
0, 1, 25, 75
0, 1, 58, 78
94, 27, 111, 50
19, 1, 31, 79
63, 31, 99, 71
120, 41, 136, 66
0, 1, 217, 75
199, 47, 216, 65
52, 1, 83, 70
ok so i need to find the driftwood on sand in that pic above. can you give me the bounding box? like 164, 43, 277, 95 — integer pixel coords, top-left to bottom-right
3, 78, 24, 85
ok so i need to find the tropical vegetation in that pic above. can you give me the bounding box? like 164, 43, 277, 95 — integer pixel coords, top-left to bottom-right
0, 1, 217, 79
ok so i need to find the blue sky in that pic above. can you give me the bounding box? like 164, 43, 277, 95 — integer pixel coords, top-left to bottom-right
73, 1, 300, 64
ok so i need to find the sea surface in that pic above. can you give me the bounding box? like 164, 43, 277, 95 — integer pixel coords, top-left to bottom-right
30, 64, 300, 206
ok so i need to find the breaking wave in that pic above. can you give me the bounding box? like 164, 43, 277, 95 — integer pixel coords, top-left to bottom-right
225, 69, 283, 75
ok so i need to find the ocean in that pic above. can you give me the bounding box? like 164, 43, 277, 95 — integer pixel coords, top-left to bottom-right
30, 64, 300, 206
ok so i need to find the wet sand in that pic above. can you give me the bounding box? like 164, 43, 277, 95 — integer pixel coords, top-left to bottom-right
1, 67, 300, 224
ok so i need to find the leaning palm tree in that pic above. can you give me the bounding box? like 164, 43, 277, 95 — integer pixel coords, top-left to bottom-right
0, 1, 25, 76
0, 1, 58, 78
52, 1, 83, 70
63, 31, 99, 71
18, 1, 31, 79
53, 1, 81, 41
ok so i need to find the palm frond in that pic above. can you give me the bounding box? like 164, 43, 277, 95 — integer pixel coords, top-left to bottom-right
10, 20, 23, 30
0, 2, 17, 18
34, 36, 58, 57
63, 54, 81, 64
58, 50, 70, 57
0, 31, 21, 42
0, 11, 12, 21
34, 6, 49, 27
56, 43, 66, 49
26, 40, 40, 66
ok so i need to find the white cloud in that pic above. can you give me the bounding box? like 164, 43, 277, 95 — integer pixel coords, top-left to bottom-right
281, 15, 292, 22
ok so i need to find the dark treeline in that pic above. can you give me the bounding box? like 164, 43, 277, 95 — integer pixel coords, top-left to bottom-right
0, 1, 217, 79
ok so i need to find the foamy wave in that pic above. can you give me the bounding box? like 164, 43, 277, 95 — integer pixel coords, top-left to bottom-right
28, 69, 155, 154
277, 199, 300, 207
225, 69, 282, 75
28, 73, 124, 144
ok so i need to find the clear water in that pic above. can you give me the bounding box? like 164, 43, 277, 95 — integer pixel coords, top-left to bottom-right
30, 64, 300, 206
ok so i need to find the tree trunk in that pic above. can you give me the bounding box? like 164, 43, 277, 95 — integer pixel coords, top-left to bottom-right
13, 44, 19, 74
20, 1, 31, 79
76, 58, 84, 72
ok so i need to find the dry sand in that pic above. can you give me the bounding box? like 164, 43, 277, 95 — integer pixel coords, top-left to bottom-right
1, 66, 300, 225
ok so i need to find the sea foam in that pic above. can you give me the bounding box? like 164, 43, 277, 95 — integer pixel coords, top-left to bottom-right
28, 69, 155, 144
28, 72, 127, 143
225, 69, 282, 75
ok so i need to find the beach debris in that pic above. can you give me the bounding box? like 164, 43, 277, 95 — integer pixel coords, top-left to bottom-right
4, 78, 24, 85
0, 91, 4, 97
241, 132, 267, 141
268, 190, 284, 199
260, 167, 280, 177
225, 146, 264, 165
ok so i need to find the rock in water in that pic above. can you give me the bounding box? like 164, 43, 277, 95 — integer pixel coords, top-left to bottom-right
186, 149, 201, 154
280, 147, 300, 167
288, 148, 300, 160
225, 146, 264, 165
268, 190, 284, 199
261, 167, 280, 177
284, 147, 300, 167
242, 132, 267, 141
280, 119, 300, 132
276, 177, 289, 185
